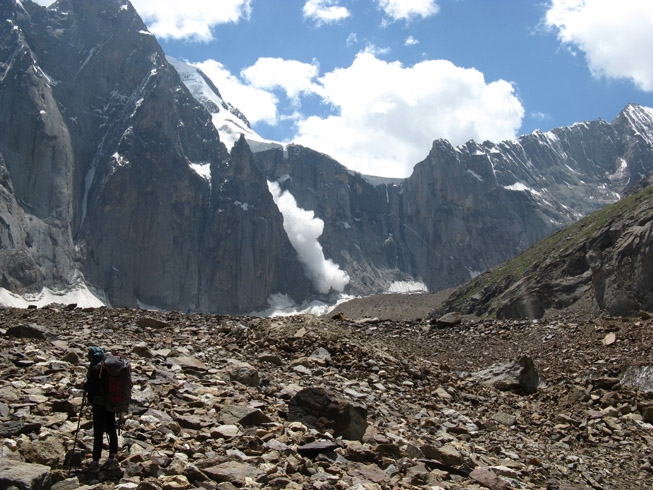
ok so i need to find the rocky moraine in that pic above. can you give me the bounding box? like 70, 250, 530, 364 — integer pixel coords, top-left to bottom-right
1, 304, 652, 489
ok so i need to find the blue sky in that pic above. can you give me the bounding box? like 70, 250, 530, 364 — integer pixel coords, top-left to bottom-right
37, 0, 653, 178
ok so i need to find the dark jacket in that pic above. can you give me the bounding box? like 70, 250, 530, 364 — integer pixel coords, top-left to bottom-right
85, 357, 107, 407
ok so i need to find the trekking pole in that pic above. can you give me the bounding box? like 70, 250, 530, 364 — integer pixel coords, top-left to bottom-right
68, 391, 86, 477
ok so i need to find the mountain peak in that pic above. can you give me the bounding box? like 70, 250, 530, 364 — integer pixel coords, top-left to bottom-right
618, 103, 653, 135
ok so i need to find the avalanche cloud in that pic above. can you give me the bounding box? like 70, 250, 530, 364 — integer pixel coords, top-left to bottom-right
268, 181, 350, 294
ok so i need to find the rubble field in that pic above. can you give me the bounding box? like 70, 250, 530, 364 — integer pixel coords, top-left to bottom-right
1, 303, 652, 489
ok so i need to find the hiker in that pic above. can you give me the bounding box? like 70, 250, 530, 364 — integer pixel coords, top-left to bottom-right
84, 346, 118, 467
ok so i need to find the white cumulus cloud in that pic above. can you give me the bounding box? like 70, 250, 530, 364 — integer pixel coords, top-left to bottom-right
198, 52, 524, 178
268, 182, 350, 294
130, 0, 252, 41
375, 0, 439, 22
545, 0, 653, 92
293, 53, 524, 177
241, 58, 320, 102
303, 0, 351, 25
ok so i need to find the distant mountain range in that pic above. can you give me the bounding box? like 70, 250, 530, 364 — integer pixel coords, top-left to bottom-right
1, 0, 653, 314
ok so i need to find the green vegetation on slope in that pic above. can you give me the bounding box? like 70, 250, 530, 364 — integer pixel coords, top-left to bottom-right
436, 185, 653, 317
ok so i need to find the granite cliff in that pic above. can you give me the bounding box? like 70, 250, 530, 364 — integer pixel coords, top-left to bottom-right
253, 104, 653, 296
0, 0, 309, 313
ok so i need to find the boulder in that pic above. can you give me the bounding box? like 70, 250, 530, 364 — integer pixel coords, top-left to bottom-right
137, 317, 171, 330
619, 365, 653, 393
167, 356, 209, 371
288, 387, 368, 441
0, 421, 42, 438
470, 466, 510, 490
0, 459, 51, 490
471, 356, 539, 394
218, 406, 271, 427
5, 324, 51, 339
429, 311, 462, 327
421, 444, 465, 467
19, 435, 66, 467
297, 441, 338, 458
224, 359, 260, 387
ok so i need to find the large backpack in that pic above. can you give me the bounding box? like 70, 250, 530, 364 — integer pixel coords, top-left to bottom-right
101, 354, 132, 413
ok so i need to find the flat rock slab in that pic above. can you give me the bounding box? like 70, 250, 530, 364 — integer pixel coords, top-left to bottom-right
204, 461, 267, 485
167, 356, 209, 371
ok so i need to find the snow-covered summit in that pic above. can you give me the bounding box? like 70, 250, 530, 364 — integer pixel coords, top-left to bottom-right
619, 103, 653, 147
167, 56, 284, 154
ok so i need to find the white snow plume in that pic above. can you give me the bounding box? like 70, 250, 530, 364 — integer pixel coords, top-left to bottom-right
268, 181, 350, 294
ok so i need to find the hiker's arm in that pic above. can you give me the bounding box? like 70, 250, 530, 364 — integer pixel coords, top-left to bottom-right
84, 364, 99, 395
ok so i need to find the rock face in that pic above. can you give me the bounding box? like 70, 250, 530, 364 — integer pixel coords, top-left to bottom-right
254, 105, 653, 296
2, 0, 653, 313
434, 181, 653, 319
0, 0, 309, 313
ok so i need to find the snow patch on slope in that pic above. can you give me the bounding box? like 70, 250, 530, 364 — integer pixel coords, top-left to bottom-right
0, 281, 105, 309
386, 281, 428, 294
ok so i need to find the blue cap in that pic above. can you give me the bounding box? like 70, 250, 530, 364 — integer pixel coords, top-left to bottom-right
87, 346, 104, 361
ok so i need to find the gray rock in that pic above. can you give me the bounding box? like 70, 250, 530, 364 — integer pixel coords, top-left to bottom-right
0, 421, 42, 438
297, 441, 338, 458
421, 444, 465, 467
288, 387, 368, 441
472, 356, 539, 394
167, 356, 209, 371
641, 405, 653, 423
218, 406, 272, 427
470, 466, 510, 490
492, 411, 517, 427
137, 318, 171, 330
430, 311, 462, 327
620, 365, 653, 393
19, 435, 66, 467
204, 461, 267, 485
224, 359, 259, 387
60, 351, 80, 364
5, 324, 51, 339
210, 425, 242, 439
132, 344, 154, 358
52, 477, 82, 490
310, 347, 332, 363
258, 353, 283, 366
0, 459, 51, 490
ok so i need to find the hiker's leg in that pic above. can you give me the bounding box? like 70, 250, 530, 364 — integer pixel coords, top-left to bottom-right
92, 405, 104, 462
106, 410, 118, 457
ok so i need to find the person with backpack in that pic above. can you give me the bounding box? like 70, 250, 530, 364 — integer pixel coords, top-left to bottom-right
84, 346, 118, 468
